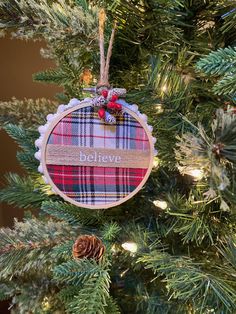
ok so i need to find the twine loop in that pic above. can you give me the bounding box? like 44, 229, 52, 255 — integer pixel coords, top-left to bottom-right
98, 9, 117, 88
84, 9, 126, 124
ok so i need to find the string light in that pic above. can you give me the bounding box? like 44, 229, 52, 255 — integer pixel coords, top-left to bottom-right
153, 157, 159, 168
42, 297, 51, 311
120, 268, 129, 278
155, 104, 164, 113
52, 3, 64, 13
121, 242, 138, 253
178, 166, 204, 181
161, 84, 167, 92
153, 200, 168, 210
111, 244, 116, 252
188, 169, 204, 181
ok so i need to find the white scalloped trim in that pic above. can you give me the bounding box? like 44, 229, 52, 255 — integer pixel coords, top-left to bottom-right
38, 124, 48, 134
38, 164, 43, 173
34, 150, 41, 161
57, 104, 66, 113
68, 98, 80, 107
35, 136, 43, 148
147, 125, 153, 132
46, 114, 55, 122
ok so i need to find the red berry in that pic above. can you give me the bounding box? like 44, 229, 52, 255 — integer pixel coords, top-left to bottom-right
115, 103, 122, 110
111, 94, 118, 102
101, 90, 108, 98
98, 108, 105, 119
107, 102, 116, 109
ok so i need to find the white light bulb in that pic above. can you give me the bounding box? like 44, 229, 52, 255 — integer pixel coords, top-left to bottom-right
155, 104, 164, 113
111, 244, 116, 253
121, 242, 138, 253
153, 200, 168, 210
153, 157, 159, 168
52, 3, 64, 13
188, 169, 204, 181
161, 84, 167, 92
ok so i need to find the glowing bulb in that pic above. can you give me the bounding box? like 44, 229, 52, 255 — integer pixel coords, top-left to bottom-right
111, 244, 116, 252
161, 84, 167, 92
153, 200, 168, 210
188, 169, 204, 181
52, 3, 65, 13
120, 269, 129, 278
42, 297, 50, 310
153, 157, 159, 168
121, 242, 138, 253
155, 104, 164, 113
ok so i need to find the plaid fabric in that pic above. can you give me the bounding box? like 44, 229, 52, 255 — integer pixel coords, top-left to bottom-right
46, 106, 150, 205
47, 165, 147, 204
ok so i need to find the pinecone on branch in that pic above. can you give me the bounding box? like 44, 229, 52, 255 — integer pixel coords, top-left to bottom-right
72, 235, 105, 261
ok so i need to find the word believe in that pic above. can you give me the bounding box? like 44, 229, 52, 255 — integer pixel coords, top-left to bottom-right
46, 144, 149, 168
79, 150, 121, 164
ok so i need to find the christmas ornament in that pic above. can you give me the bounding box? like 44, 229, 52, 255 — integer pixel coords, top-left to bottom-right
72, 235, 105, 261
35, 9, 157, 209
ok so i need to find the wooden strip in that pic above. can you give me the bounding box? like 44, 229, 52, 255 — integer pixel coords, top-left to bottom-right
46, 144, 150, 169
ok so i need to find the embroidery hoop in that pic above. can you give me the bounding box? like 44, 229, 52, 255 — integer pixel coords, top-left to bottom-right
40, 100, 155, 209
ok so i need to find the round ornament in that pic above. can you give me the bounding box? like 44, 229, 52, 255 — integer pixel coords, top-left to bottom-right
35, 97, 156, 209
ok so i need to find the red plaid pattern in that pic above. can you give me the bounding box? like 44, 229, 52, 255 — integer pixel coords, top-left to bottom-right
46, 106, 150, 205
47, 165, 147, 204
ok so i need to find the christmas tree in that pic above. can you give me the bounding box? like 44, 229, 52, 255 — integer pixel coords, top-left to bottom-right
0, 1, 236, 313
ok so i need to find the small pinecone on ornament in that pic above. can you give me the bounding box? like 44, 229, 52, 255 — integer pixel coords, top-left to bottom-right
72, 235, 105, 262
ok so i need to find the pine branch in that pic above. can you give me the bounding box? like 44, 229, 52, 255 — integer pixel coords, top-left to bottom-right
135, 284, 186, 314
41, 200, 104, 226
0, 279, 63, 313
138, 251, 236, 313
54, 259, 111, 313
4, 124, 39, 172
33, 68, 71, 85
0, 283, 15, 301
66, 267, 110, 314
57, 285, 80, 304
33, 62, 83, 87
0, 219, 74, 279
120, 222, 164, 252
196, 47, 236, 76
0, 97, 58, 129
16, 150, 38, 172
196, 47, 236, 96
52, 240, 75, 261
34, 48, 91, 97
0, 0, 98, 44
164, 192, 235, 245
221, 7, 236, 36
175, 110, 236, 199
105, 296, 121, 314
0, 173, 48, 208
93, 0, 185, 54
217, 235, 236, 273
101, 222, 121, 241
54, 258, 105, 286
4, 124, 37, 151
58, 279, 118, 313
8, 277, 63, 314
213, 74, 236, 96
